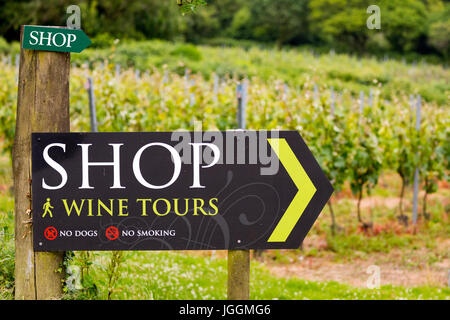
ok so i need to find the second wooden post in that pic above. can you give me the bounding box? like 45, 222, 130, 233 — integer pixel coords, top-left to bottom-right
227, 80, 250, 300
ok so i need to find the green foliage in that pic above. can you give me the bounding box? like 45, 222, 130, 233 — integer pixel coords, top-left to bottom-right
105, 251, 125, 300
380, 0, 428, 53
326, 233, 414, 255
178, 0, 207, 15
170, 44, 202, 61
89, 33, 117, 49
247, 0, 309, 47
385, 102, 418, 218
314, 111, 352, 193
0, 61, 17, 162
56, 40, 449, 105
0, 37, 10, 54
309, 0, 370, 52
64, 251, 98, 299
419, 110, 448, 215
342, 104, 383, 225
427, 3, 450, 58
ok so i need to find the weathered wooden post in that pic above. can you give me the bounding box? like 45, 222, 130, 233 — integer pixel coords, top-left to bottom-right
228, 79, 250, 300
14, 26, 70, 300
236, 79, 247, 130
87, 77, 98, 132
228, 249, 250, 299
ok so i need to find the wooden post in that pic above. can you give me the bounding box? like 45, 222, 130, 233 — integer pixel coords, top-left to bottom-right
189, 79, 196, 106
368, 88, 373, 108
359, 91, 364, 113
313, 84, 319, 102
236, 80, 248, 129
228, 80, 250, 300
412, 95, 421, 225
359, 91, 364, 123
163, 69, 169, 84
213, 74, 219, 102
227, 250, 250, 299
115, 64, 120, 79
14, 26, 70, 300
282, 83, 288, 102
87, 77, 98, 132
330, 86, 335, 117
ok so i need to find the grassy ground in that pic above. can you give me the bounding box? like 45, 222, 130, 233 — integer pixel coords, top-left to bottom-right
65, 251, 449, 300
0, 180, 14, 300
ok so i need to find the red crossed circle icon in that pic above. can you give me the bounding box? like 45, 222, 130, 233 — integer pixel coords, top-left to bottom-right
44, 227, 58, 240
105, 226, 119, 240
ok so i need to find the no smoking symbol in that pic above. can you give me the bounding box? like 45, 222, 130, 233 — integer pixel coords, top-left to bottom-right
44, 227, 58, 240
105, 226, 119, 240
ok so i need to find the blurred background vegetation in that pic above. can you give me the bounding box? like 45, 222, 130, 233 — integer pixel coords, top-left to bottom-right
0, 0, 448, 60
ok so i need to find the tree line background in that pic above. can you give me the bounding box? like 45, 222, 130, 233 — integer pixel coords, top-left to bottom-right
0, 0, 448, 59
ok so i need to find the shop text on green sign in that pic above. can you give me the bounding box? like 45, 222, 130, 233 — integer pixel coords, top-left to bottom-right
22, 25, 91, 53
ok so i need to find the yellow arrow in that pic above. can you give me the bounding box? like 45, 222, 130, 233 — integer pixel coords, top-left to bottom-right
267, 138, 317, 242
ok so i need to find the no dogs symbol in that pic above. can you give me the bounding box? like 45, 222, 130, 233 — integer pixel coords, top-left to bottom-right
44, 227, 58, 240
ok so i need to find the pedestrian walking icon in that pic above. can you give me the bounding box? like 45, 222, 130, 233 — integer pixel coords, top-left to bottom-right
42, 198, 54, 218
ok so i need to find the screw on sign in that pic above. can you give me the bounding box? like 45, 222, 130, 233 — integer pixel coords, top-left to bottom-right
44, 227, 58, 240
105, 226, 119, 240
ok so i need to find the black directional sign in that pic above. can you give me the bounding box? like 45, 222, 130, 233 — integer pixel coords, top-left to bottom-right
32, 131, 333, 251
